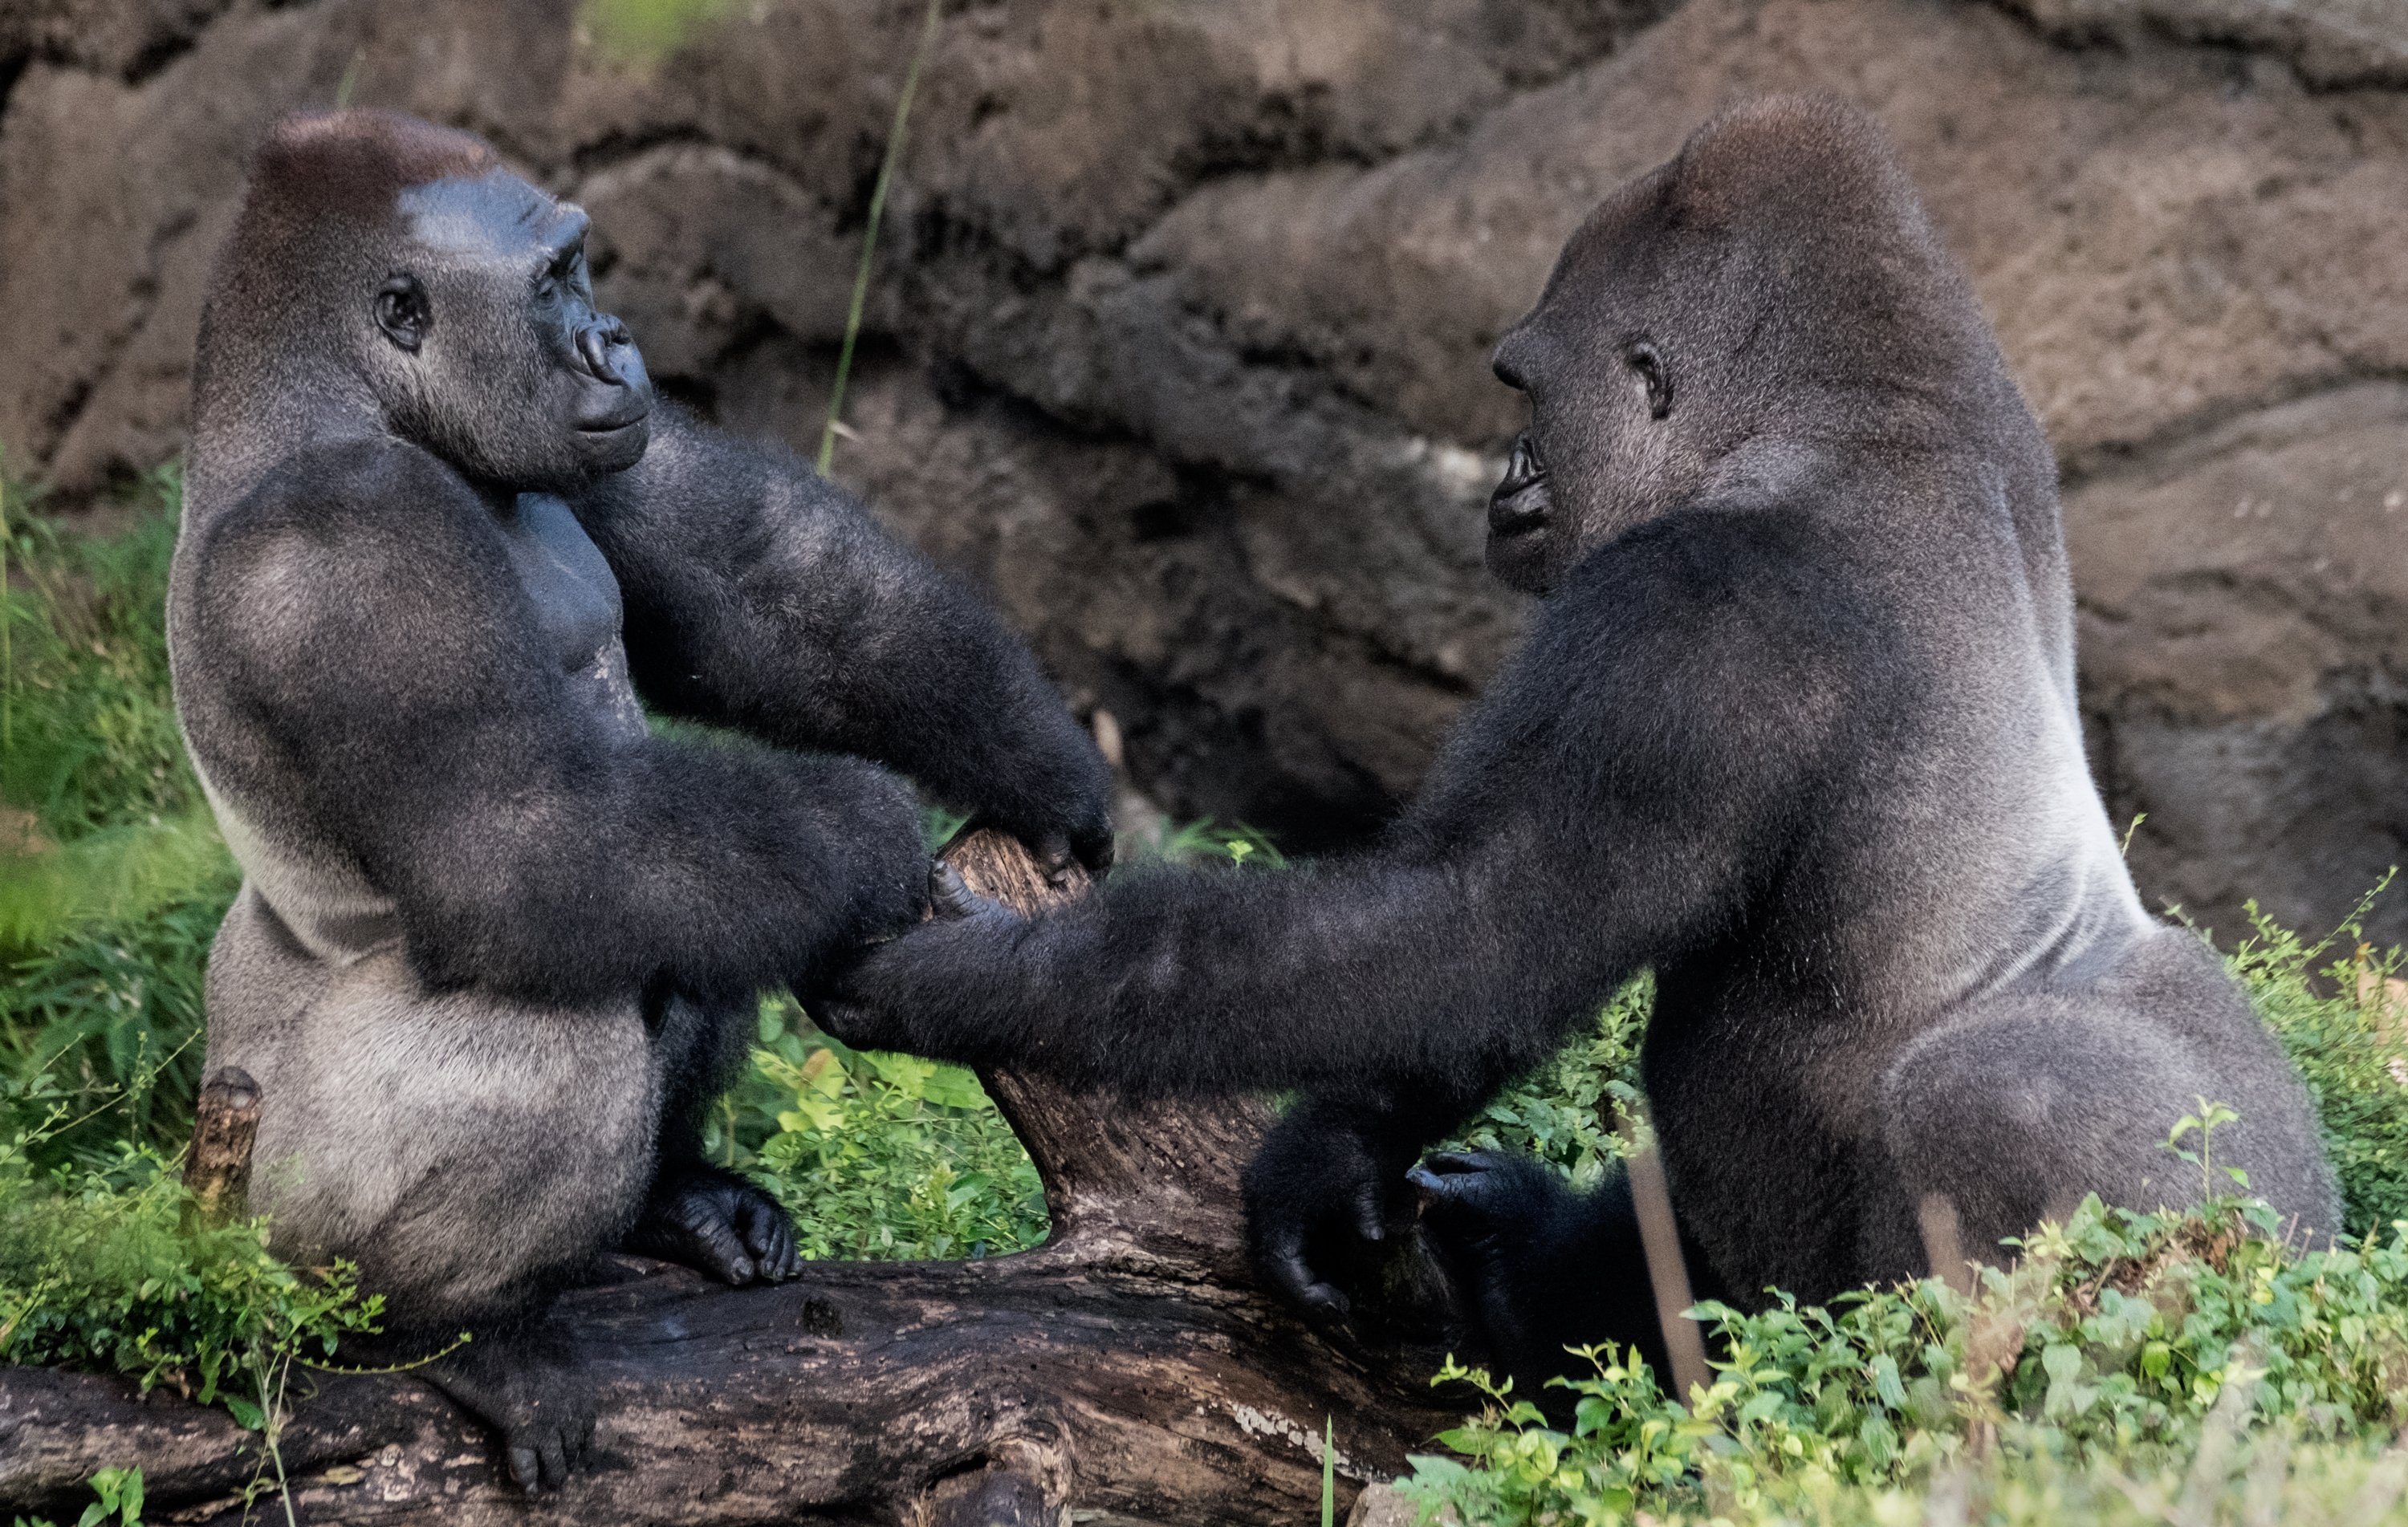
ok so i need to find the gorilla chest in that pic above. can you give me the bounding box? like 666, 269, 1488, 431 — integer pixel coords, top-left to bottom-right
501, 493, 647, 742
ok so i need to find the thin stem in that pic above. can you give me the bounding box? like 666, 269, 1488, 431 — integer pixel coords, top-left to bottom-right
817, 0, 942, 476
2, 463, 12, 761
333, 47, 368, 108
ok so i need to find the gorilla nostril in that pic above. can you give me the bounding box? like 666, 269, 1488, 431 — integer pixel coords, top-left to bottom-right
577, 324, 624, 387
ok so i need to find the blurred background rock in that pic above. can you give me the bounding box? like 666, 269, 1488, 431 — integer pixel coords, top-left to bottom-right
3, 0, 2403, 940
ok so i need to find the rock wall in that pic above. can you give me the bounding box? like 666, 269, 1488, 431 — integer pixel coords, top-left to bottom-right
3, 0, 2403, 941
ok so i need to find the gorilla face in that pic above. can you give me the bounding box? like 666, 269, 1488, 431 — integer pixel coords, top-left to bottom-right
369, 168, 653, 492
1483, 173, 1705, 596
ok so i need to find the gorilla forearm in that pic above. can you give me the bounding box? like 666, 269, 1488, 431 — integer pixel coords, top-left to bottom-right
389, 741, 925, 1008
832, 841, 1618, 1106
576, 412, 1112, 861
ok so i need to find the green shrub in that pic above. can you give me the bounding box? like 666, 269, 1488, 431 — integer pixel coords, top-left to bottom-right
1447, 977, 1651, 1187
1404, 1188, 2408, 1524
710, 998, 1048, 1261
2235, 879, 2408, 1236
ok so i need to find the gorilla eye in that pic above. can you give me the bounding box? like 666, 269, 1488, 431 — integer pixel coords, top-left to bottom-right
1629, 341, 1672, 420
374, 275, 429, 353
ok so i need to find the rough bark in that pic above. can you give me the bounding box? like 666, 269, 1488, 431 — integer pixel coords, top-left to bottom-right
178, 1065, 258, 1230
0, 831, 1460, 1525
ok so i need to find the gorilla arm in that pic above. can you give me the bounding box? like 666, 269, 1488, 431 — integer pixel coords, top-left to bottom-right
822, 506, 1856, 1101
572, 407, 1115, 874
193, 441, 929, 1009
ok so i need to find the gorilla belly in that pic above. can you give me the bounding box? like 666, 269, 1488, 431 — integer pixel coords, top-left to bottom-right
204, 885, 659, 1324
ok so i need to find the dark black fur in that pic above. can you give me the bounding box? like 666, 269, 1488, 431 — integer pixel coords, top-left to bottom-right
820, 95, 2337, 1401
168, 110, 1109, 1488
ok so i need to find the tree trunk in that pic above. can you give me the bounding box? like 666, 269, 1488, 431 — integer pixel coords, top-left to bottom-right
0, 831, 1462, 1525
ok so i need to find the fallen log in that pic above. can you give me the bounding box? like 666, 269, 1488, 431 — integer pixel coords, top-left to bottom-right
0, 830, 1463, 1525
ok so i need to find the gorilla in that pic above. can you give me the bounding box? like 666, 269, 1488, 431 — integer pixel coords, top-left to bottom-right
819, 95, 2338, 1399
166, 110, 1111, 1488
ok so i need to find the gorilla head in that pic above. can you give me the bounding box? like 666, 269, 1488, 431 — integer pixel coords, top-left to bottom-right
192, 110, 653, 496
1484, 95, 2003, 594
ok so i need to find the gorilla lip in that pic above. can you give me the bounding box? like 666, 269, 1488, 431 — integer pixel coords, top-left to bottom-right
1488, 431, 1552, 535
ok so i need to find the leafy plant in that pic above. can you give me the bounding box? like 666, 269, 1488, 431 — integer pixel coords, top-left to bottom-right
713, 998, 1048, 1260
9, 1464, 149, 1527
1446, 977, 1651, 1188
1133, 817, 1291, 870
1407, 1188, 2408, 1523
0, 476, 240, 1169
2232, 877, 2408, 1236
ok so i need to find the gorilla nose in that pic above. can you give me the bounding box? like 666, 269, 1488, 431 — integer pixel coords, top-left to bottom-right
1489, 432, 1552, 534
577, 317, 639, 388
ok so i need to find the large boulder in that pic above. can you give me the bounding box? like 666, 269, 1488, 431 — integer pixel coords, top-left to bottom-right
2, 0, 2402, 938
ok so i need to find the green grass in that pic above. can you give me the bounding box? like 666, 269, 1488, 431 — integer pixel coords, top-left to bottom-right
3, 468, 2406, 1527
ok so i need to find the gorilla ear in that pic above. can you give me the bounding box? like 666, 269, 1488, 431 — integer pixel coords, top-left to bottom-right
1628, 341, 1672, 420
374, 275, 429, 353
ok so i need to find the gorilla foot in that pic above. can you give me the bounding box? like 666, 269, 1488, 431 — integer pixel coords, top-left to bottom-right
627, 1163, 803, 1285
422, 1326, 597, 1495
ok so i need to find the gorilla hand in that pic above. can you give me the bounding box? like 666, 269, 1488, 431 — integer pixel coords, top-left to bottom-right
1409, 1151, 1569, 1293
1413, 1150, 1674, 1404
626, 1163, 802, 1285
1242, 1103, 1421, 1323
970, 794, 1116, 885
810, 862, 1023, 1053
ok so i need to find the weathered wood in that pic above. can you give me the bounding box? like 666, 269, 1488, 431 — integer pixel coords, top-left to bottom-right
180, 1066, 261, 1230
0, 831, 1461, 1525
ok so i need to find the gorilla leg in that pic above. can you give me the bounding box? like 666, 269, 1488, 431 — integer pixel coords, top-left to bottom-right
1877, 992, 2329, 1271
623, 993, 800, 1284
1412, 1152, 1696, 1412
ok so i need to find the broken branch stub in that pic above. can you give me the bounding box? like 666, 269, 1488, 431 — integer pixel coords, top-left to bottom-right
181, 1065, 262, 1229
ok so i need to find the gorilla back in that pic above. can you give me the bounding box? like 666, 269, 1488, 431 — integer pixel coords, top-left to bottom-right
169, 110, 1112, 1488
817, 96, 2338, 1398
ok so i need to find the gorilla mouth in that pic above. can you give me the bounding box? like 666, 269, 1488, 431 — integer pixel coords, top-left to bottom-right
1488, 432, 1552, 536
574, 405, 651, 441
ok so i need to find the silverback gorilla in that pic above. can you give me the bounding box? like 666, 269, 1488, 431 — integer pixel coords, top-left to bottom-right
820, 96, 2338, 1399
167, 110, 1112, 1488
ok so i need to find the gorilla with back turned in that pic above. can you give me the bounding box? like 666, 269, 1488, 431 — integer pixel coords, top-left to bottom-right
168, 110, 1112, 1489
821, 95, 2338, 1397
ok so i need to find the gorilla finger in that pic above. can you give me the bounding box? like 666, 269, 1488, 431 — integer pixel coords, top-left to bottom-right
539, 1428, 571, 1490
509, 1444, 542, 1496
929, 862, 1007, 921
1409, 1162, 1496, 1221
743, 1203, 802, 1281
1259, 1237, 1349, 1318
1029, 831, 1077, 887
1354, 1179, 1389, 1242
1418, 1151, 1510, 1176
683, 1214, 758, 1285
1294, 1275, 1352, 1321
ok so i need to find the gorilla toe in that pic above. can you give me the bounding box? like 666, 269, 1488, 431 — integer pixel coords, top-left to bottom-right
423, 1331, 598, 1496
